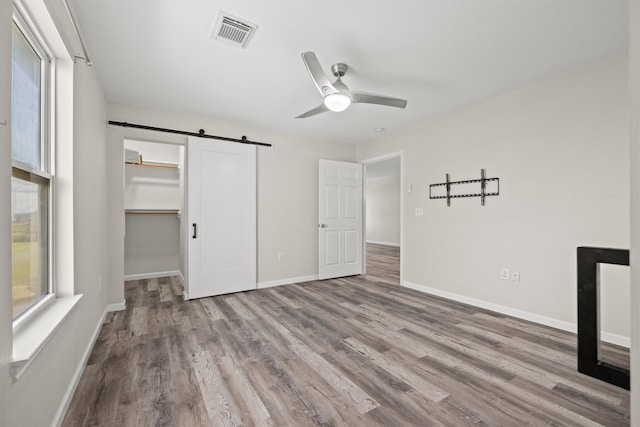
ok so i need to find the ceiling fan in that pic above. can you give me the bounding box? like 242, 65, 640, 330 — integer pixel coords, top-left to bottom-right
296, 51, 408, 119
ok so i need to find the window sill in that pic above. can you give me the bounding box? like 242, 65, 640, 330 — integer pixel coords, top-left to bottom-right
11, 294, 83, 381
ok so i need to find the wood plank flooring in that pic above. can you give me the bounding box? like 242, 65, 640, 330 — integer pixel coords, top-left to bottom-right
600, 341, 630, 372
63, 251, 630, 426
365, 243, 400, 286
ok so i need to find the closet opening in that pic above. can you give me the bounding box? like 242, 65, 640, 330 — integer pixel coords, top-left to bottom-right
123, 139, 187, 295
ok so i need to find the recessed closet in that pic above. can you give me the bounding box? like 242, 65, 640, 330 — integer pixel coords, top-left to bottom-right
123, 139, 185, 281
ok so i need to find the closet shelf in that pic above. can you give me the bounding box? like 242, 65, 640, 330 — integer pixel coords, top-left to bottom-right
125, 209, 180, 215
125, 154, 179, 169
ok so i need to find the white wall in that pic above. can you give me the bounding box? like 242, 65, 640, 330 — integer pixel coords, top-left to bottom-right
600, 264, 631, 340
125, 215, 180, 276
107, 103, 356, 294
366, 175, 401, 246
0, 0, 115, 424
357, 54, 631, 342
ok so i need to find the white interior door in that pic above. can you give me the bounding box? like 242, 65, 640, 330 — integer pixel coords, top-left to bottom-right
319, 159, 363, 280
187, 136, 256, 299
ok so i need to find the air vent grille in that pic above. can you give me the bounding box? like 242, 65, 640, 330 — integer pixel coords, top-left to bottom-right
211, 11, 258, 49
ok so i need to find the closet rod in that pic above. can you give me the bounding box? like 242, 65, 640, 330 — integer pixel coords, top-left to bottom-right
108, 121, 272, 147
61, 0, 92, 65
124, 161, 179, 169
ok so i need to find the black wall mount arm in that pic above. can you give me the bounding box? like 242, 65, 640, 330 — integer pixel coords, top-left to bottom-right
429, 169, 499, 206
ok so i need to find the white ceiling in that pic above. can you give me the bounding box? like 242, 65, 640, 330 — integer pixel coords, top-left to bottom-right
366, 157, 401, 180
70, 0, 628, 144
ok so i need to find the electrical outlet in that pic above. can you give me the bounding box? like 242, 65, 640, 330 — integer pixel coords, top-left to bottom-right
511, 269, 520, 282
407, 184, 413, 193
415, 207, 424, 216
500, 268, 509, 280
277, 253, 284, 262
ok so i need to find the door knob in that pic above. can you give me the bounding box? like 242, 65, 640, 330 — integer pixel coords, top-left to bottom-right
319, 224, 328, 228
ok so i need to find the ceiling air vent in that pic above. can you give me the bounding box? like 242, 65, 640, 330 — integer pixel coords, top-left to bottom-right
210, 11, 258, 49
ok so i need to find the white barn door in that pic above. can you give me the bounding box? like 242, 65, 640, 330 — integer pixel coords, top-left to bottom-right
187, 136, 256, 299
318, 160, 363, 280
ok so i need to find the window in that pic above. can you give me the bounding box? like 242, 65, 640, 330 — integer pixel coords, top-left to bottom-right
11, 15, 52, 319
9, 0, 80, 381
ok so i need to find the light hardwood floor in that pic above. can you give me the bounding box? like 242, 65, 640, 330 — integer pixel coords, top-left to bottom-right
63, 250, 629, 426
365, 243, 400, 286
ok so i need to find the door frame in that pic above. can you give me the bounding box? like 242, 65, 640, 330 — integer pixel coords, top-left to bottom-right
629, 0, 639, 420
120, 137, 188, 291
361, 151, 404, 286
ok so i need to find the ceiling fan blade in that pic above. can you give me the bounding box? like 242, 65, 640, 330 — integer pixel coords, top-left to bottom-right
295, 103, 329, 119
302, 52, 339, 97
346, 91, 408, 109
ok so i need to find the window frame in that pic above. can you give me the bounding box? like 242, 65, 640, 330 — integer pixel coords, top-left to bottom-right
11, 7, 56, 327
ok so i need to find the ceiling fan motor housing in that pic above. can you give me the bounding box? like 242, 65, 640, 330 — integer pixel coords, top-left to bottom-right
331, 62, 349, 77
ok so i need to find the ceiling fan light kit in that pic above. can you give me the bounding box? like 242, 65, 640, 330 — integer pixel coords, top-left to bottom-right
296, 51, 408, 118
324, 93, 351, 112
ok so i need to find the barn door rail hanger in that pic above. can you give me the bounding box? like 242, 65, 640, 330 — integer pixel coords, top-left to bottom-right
108, 121, 272, 147
429, 169, 499, 206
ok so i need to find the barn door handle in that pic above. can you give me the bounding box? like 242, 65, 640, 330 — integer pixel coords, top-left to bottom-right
192, 223, 197, 239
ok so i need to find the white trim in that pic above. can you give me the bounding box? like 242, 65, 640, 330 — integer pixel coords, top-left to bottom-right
257, 275, 319, 289
14, 0, 72, 60
106, 301, 126, 312
601, 332, 632, 349
177, 271, 186, 287
630, 0, 640, 419
51, 301, 125, 427
177, 272, 187, 300
366, 240, 400, 248
361, 151, 405, 165
12, 293, 56, 332
11, 295, 83, 381
403, 281, 630, 348
124, 270, 181, 281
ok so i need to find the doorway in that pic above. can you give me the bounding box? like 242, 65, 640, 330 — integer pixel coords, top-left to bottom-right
123, 139, 186, 283
363, 153, 403, 285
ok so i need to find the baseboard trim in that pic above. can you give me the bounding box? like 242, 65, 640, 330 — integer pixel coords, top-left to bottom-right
124, 271, 180, 281
366, 240, 400, 247
176, 272, 187, 300
403, 281, 630, 348
258, 275, 319, 289
52, 300, 124, 427
106, 301, 126, 312
176, 271, 186, 287
599, 331, 631, 348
